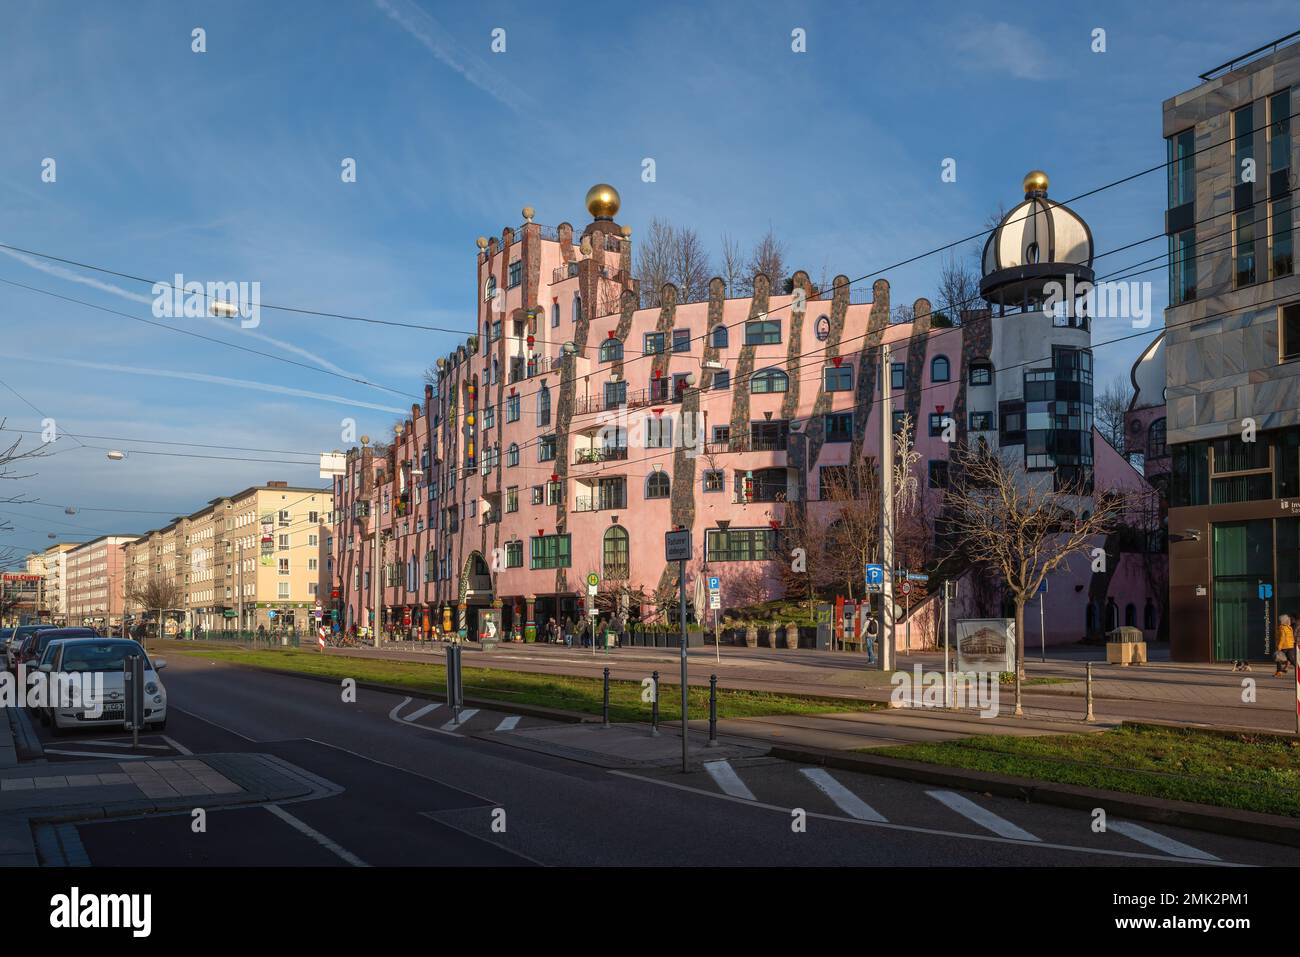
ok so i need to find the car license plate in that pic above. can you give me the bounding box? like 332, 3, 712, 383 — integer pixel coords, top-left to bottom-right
100, 704, 124, 716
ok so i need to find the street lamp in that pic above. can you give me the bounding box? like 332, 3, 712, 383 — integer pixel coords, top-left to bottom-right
106, 450, 126, 461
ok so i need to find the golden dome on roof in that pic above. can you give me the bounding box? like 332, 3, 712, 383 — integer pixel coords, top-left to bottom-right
475, 236, 488, 250
1023, 170, 1049, 196
585, 183, 620, 220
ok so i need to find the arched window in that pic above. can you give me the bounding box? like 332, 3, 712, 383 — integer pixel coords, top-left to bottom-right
750, 367, 789, 394
930, 355, 950, 382
1148, 418, 1167, 458
968, 360, 993, 386
711, 325, 729, 349
646, 471, 671, 499
538, 385, 551, 427
484, 276, 496, 302
603, 526, 629, 579
599, 339, 623, 362
572, 294, 582, 323
506, 443, 519, 467
1106, 599, 1119, 631
1124, 603, 1137, 627
551, 303, 560, 328
1143, 598, 1156, 630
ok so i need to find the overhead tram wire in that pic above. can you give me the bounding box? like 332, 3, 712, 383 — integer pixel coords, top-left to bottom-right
3, 104, 1294, 418
0, 277, 420, 401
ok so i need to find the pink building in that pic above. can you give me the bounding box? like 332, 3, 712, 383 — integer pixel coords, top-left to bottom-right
332, 178, 1164, 648
65, 535, 132, 629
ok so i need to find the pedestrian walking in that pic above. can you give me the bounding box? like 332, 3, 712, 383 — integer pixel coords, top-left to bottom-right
545, 617, 558, 644
1275, 614, 1296, 677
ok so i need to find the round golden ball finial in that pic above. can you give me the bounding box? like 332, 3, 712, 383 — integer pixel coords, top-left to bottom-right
1023, 170, 1049, 195
620, 224, 632, 238
585, 183, 620, 220
475, 236, 488, 250
522, 206, 535, 223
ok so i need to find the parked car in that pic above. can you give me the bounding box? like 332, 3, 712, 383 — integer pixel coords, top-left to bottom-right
37, 638, 167, 734
14, 627, 96, 673
7, 624, 63, 671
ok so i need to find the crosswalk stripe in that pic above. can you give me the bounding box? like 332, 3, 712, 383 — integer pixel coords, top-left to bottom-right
1108, 821, 1219, 861
403, 702, 442, 723
703, 760, 756, 800
926, 790, 1040, 841
799, 768, 887, 822
441, 708, 479, 730
495, 716, 522, 731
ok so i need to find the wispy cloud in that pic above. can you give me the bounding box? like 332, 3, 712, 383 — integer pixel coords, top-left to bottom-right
372, 0, 527, 113
0, 350, 408, 414
950, 21, 1064, 81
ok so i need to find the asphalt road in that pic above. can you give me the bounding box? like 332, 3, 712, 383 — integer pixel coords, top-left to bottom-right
33, 654, 1300, 867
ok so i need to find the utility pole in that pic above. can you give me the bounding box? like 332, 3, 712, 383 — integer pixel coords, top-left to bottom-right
679, 554, 688, 774
372, 525, 382, 648
878, 343, 895, 673
236, 541, 244, 637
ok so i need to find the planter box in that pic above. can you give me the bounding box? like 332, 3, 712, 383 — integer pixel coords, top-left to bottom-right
1106, 641, 1147, 665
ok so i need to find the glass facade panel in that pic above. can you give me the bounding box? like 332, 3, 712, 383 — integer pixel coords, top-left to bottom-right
1212, 520, 1272, 661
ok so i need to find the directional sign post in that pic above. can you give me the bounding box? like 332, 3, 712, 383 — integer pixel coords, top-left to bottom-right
666, 530, 692, 772
1038, 578, 1049, 662
706, 575, 721, 663
1261, 581, 1274, 663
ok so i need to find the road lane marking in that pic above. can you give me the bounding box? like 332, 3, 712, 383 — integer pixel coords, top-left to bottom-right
161, 735, 192, 756
69, 740, 171, 750
43, 749, 156, 760
703, 760, 756, 800
495, 716, 522, 732
171, 706, 258, 742
388, 697, 413, 721
926, 790, 1040, 842
441, 708, 479, 730
265, 804, 368, 867
799, 768, 887, 822
403, 702, 442, 723
1109, 821, 1219, 861
610, 770, 1241, 866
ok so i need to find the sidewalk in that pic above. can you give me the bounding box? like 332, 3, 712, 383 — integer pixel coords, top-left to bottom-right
0, 750, 333, 865
293, 638, 1300, 732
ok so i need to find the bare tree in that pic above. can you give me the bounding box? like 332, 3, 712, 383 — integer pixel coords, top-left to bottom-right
670, 225, 711, 303
747, 226, 787, 290
127, 576, 186, 642
636, 218, 676, 308
1095, 376, 1134, 455
935, 251, 981, 326
718, 233, 747, 296
942, 447, 1124, 680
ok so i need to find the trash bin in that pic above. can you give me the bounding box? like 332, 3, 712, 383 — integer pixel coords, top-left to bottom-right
1106, 626, 1146, 665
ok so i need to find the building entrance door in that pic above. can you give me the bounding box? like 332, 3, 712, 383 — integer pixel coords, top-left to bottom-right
1212, 520, 1273, 661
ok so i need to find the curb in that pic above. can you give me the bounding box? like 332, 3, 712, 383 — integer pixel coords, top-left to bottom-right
769, 742, 1300, 849
211, 659, 597, 725
1121, 718, 1299, 741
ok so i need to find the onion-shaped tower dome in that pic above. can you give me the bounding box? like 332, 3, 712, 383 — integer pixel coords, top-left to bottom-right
980, 170, 1094, 307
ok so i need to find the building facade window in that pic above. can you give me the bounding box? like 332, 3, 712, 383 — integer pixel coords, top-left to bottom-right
572, 294, 582, 322
1272, 196, 1294, 278
1235, 210, 1257, 287
672, 328, 691, 353
706, 527, 776, 562
530, 534, 571, 570
711, 325, 729, 349
506, 442, 519, 467
750, 368, 788, 393
506, 541, 523, 568
551, 302, 560, 328
823, 365, 852, 391
712, 370, 731, 390
538, 434, 556, 462
969, 361, 993, 386
891, 363, 905, 390
969, 411, 993, 431
538, 385, 551, 426
1283, 303, 1300, 361
824, 411, 853, 443
506, 394, 520, 422
744, 320, 781, 345
643, 332, 665, 355
1148, 418, 1167, 458
703, 469, 724, 492
646, 471, 671, 499
605, 380, 627, 408
507, 260, 522, 288
603, 526, 629, 578
600, 339, 623, 362
930, 356, 950, 382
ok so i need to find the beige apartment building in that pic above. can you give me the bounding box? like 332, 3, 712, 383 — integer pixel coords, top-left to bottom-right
28, 542, 82, 623
65, 536, 133, 628
123, 481, 333, 635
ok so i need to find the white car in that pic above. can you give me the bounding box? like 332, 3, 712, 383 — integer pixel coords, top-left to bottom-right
37, 638, 168, 734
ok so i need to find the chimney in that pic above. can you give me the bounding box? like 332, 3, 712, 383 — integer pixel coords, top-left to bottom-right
267, 480, 288, 488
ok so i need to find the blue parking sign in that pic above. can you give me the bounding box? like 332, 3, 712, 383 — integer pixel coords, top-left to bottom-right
865, 564, 884, 585
1260, 583, 1273, 600
708, 576, 720, 590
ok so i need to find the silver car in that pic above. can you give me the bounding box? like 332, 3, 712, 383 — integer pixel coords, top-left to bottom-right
37, 638, 168, 735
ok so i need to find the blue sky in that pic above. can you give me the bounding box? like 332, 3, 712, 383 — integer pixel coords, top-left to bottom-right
1, 0, 1296, 562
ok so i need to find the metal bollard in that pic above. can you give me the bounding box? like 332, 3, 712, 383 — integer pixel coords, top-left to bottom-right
1084, 661, 1095, 723
650, 670, 660, 736
602, 667, 611, 729
707, 674, 718, 747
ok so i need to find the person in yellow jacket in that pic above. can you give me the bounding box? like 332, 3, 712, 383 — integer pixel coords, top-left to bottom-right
1275, 614, 1296, 677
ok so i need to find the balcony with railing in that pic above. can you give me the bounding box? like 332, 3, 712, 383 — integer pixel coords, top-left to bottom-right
574, 446, 629, 465
571, 388, 652, 417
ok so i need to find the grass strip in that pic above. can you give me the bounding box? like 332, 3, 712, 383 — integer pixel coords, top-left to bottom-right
881, 724, 1300, 817
163, 644, 880, 723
